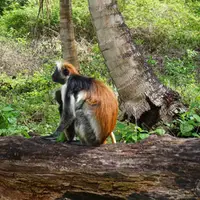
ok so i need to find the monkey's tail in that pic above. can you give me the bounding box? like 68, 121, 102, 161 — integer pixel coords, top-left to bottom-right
110, 132, 116, 144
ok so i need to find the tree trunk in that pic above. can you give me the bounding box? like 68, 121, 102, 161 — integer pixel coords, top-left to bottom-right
88, 0, 185, 128
60, 0, 79, 69
1, 135, 200, 200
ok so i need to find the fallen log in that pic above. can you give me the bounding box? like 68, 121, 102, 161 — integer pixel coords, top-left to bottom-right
0, 135, 200, 200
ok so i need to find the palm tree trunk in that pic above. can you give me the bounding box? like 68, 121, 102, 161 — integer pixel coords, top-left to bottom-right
60, 0, 79, 69
88, 0, 185, 128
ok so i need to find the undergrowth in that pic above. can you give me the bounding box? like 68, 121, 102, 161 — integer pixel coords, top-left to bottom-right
0, 0, 199, 142
0, 67, 59, 136
0, 59, 199, 141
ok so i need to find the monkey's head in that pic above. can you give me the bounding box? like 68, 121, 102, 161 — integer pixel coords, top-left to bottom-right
52, 61, 79, 84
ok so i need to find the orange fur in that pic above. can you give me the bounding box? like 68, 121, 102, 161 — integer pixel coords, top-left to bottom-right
64, 61, 118, 144
87, 80, 118, 143
62, 62, 79, 75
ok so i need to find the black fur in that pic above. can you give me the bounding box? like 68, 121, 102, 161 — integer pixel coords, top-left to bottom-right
52, 67, 66, 84
55, 90, 62, 116
54, 90, 76, 141
55, 75, 94, 113
66, 75, 93, 97
55, 94, 75, 132
63, 68, 69, 76
45, 74, 97, 145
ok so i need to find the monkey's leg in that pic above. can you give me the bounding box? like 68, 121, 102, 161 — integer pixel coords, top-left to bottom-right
74, 110, 100, 146
64, 121, 76, 142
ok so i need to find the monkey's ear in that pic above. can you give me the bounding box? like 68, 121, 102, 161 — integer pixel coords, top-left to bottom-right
63, 68, 69, 76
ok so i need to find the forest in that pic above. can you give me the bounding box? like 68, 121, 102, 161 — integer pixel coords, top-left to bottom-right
0, 0, 200, 199
0, 0, 199, 141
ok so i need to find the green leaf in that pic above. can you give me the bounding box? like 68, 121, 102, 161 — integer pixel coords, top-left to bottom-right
192, 133, 200, 138
131, 135, 138, 143
150, 128, 166, 135
0, 114, 8, 129
136, 126, 143, 132
0, 129, 8, 135
56, 132, 66, 142
116, 122, 126, 130
2, 106, 14, 112
8, 117, 17, 124
138, 133, 149, 140
180, 122, 194, 135
193, 114, 200, 122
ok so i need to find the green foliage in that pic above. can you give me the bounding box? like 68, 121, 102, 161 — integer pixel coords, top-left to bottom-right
0, 0, 29, 15
0, 0, 199, 143
115, 121, 149, 143
115, 121, 167, 143
1, 0, 199, 49
80, 43, 109, 83
72, 0, 94, 40
0, 0, 93, 39
0, 7, 36, 37
0, 104, 29, 136
158, 50, 200, 109
0, 1, 59, 38
0, 1, 10, 15
0, 67, 60, 136
115, 108, 200, 143
166, 108, 200, 138
160, 50, 198, 87
121, 0, 200, 51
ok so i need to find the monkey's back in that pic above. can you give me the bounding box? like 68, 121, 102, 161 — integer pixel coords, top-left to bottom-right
86, 80, 118, 143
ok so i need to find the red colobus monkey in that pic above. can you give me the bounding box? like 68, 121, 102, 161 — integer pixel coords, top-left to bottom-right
45, 61, 118, 146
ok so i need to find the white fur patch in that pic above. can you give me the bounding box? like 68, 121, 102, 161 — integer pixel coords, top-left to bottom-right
61, 82, 75, 117
61, 82, 67, 105
56, 61, 62, 71
70, 94, 76, 117
84, 107, 101, 141
76, 91, 87, 103
76, 124, 86, 144
90, 115, 101, 141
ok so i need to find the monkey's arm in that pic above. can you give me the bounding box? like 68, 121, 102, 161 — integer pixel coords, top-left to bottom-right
56, 95, 75, 132
42, 94, 76, 140
55, 89, 62, 116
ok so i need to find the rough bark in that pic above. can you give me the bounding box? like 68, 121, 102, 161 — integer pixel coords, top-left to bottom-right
60, 0, 79, 69
1, 135, 200, 200
88, 0, 185, 127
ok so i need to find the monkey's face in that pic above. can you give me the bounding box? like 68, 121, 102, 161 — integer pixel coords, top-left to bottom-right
52, 65, 69, 85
